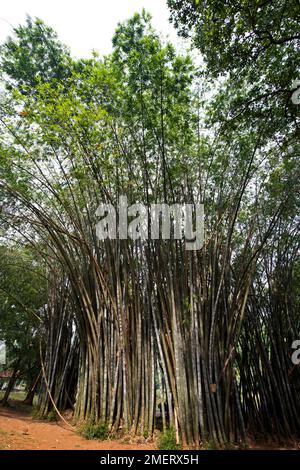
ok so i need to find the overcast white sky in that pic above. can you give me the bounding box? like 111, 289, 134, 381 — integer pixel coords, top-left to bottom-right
0, 0, 180, 58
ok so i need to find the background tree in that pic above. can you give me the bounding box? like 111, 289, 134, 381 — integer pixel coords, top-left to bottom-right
0, 245, 47, 406
0, 15, 71, 93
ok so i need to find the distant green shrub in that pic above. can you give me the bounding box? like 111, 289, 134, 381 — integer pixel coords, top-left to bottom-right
80, 422, 109, 440
157, 427, 181, 450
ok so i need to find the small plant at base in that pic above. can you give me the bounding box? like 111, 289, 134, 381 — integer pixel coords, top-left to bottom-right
157, 428, 181, 450
80, 422, 109, 440
46, 410, 58, 422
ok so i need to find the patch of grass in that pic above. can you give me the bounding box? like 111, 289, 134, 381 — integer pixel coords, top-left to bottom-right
0, 390, 38, 406
0, 391, 26, 405
157, 427, 181, 450
80, 422, 109, 441
0, 390, 26, 402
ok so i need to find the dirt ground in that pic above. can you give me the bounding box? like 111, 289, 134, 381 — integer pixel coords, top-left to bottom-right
0, 401, 299, 450
0, 404, 154, 450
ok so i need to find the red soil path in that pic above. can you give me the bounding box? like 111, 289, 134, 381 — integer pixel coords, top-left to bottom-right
0, 405, 154, 450
0, 403, 299, 450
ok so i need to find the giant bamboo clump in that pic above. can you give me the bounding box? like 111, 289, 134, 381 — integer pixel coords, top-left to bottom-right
0, 12, 299, 447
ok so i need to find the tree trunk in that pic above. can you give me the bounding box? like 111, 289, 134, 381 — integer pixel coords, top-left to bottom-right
0, 362, 20, 407
23, 373, 40, 406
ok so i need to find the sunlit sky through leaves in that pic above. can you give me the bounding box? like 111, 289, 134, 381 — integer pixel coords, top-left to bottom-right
0, 0, 181, 58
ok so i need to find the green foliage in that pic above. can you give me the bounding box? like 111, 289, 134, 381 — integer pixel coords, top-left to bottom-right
0, 247, 46, 352
157, 428, 181, 450
0, 15, 71, 92
168, 0, 299, 79
0, 245, 47, 397
80, 423, 109, 441
168, 0, 300, 165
